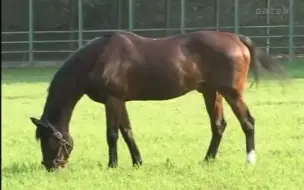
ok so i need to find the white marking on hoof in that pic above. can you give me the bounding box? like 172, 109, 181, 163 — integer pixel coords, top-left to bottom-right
246, 150, 256, 164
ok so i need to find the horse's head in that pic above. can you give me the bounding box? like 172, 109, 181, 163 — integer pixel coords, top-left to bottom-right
30, 117, 74, 171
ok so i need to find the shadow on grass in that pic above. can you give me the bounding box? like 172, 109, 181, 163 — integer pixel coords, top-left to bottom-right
1, 58, 304, 85
2, 67, 58, 84
3, 94, 45, 100
2, 162, 44, 175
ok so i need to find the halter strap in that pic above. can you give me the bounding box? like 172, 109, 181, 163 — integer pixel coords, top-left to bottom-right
41, 131, 73, 168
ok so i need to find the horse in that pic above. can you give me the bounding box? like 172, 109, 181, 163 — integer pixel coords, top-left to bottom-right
29, 30, 284, 171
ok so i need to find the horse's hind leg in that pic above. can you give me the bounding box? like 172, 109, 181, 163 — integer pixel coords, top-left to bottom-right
201, 85, 227, 161
105, 96, 124, 168
119, 105, 143, 167
220, 87, 256, 164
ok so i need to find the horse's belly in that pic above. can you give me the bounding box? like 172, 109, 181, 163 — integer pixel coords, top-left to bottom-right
126, 86, 190, 101
124, 60, 203, 100
126, 74, 198, 101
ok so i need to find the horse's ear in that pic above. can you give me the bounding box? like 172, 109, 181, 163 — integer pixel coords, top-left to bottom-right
30, 117, 48, 128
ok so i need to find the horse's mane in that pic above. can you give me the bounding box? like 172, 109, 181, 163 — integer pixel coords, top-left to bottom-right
35, 34, 113, 140
47, 36, 105, 94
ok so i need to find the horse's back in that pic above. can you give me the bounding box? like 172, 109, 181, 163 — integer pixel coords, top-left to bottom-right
95, 32, 199, 100
91, 31, 251, 100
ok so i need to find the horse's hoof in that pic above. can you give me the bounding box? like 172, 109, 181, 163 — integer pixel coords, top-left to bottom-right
133, 160, 143, 168
246, 150, 256, 165
108, 162, 118, 168
203, 157, 215, 164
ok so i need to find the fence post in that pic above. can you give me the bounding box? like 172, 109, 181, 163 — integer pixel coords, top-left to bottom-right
180, 0, 185, 34
28, 0, 34, 64
165, 0, 171, 36
266, 0, 271, 55
234, 0, 239, 33
117, 0, 122, 29
128, 0, 134, 31
288, 0, 294, 63
78, 0, 83, 48
214, 0, 220, 31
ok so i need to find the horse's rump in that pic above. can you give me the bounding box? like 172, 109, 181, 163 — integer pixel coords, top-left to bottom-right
181, 32, 251, 89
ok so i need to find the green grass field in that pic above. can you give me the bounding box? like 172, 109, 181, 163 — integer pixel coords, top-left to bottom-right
2, 60, 304, 190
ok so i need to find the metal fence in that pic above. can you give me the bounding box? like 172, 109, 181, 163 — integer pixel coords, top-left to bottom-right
1, 0, 303, 68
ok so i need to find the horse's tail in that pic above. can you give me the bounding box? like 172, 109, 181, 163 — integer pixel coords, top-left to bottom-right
238, 34, 286, 87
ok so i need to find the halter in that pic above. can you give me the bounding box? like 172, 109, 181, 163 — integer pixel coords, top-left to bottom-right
41, 129, 73, 168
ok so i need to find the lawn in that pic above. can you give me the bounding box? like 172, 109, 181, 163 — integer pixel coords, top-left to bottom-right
2, 60, 304, 190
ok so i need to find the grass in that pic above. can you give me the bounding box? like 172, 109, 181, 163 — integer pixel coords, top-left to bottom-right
2, 60, 304, 190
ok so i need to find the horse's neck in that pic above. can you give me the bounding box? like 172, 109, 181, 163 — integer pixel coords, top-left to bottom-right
41, 91, 83, 132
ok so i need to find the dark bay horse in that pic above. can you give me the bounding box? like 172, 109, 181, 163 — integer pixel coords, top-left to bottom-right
30, 31, 284, 171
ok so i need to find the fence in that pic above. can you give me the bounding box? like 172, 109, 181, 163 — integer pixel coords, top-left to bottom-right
1, 0, 303, 68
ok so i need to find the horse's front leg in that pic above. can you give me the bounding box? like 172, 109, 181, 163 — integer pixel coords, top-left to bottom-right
105, 96, 124, 168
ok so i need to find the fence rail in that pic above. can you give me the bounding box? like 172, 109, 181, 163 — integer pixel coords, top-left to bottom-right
1, 0, 302, 68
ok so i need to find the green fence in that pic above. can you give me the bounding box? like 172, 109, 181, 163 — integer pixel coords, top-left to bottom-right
1, 0, 303, 68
